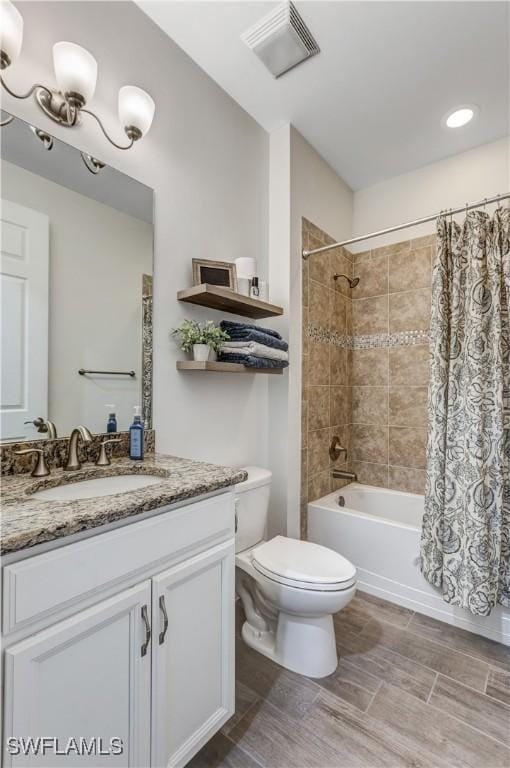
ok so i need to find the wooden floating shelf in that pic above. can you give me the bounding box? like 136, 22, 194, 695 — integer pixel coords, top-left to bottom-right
176, 361, 283, 375
177, 284, 284, 319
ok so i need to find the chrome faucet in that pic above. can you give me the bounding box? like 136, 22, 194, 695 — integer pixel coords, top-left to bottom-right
64, 426, 93, 471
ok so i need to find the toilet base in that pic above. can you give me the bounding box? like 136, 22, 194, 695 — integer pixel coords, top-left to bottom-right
241, 612, 338, 678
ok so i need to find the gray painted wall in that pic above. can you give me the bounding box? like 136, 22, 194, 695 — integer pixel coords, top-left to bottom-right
4, 1, 270, 471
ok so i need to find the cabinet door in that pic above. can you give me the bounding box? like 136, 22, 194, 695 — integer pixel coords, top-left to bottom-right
3, 581, 152, 768
151, 540, 235, 768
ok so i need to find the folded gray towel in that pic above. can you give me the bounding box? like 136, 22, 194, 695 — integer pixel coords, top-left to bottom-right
220, 341, 288, 362
220, 321, 288, 351
220, 320, 282, 340
218, 353, 288, 369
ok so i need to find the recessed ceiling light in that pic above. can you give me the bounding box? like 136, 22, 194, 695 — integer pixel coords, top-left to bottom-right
444, 106, 477, 128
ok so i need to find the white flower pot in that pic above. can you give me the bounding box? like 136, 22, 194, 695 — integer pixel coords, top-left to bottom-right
193, 344, 210, 362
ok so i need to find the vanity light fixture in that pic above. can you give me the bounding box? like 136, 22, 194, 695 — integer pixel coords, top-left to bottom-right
0, 0, 155, 150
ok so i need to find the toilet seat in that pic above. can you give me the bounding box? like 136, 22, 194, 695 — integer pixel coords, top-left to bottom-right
251, 535, 356, 592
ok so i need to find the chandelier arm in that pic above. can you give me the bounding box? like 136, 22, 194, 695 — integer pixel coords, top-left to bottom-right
0, 78, 136, 150
0, 75, 52, 101
80, 108, 134, 150
0, 114, 14, 127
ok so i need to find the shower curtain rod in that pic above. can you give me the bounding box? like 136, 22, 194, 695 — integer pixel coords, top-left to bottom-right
302, 191, 510, 259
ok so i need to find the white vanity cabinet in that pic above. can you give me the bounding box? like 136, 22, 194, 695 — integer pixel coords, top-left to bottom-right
4, 582, 153, 767
1, 491, 236, 768
151, 541, 234, 768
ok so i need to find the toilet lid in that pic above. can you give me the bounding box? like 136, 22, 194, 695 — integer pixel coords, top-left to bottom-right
252, 536, 356, 591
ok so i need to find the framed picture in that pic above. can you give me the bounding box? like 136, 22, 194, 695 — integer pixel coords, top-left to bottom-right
192, 259, 238, 292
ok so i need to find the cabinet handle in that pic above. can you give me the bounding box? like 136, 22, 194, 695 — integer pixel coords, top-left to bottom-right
141, 604, 151, 657
159, 595, 169, 645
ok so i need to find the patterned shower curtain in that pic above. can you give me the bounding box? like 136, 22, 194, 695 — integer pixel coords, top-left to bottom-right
420, 206, 510, 616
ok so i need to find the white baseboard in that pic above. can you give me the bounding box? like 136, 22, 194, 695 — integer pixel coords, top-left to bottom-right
356, 567, 510, 647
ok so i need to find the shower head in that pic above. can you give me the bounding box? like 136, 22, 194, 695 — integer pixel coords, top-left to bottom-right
333, 273, 360, 289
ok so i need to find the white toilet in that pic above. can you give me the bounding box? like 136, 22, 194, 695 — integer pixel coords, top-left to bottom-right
235, 467, 357, 678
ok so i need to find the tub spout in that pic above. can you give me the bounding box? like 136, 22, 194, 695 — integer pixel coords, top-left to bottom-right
331, 469, 357, 482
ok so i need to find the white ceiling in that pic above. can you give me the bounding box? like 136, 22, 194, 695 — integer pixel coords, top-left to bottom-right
137, 1, 509, 190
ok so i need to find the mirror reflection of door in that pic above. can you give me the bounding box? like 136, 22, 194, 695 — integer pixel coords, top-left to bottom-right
0, 200, 49, 441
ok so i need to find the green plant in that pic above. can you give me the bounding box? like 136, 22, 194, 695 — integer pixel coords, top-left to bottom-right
172, 319, 203, 352
201, 321, 230, 352
172, 320, 229, 353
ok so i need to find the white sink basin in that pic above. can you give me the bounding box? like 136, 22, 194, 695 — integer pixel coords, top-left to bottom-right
31, 474, 164, 501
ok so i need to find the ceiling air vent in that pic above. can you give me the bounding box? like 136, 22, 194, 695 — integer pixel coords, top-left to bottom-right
241, 1, 320, 78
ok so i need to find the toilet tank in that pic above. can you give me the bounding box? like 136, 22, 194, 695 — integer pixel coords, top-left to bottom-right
235, 467, 272, 553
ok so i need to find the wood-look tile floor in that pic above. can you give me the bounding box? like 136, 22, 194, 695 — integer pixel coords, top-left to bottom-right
189, 592, 510, 768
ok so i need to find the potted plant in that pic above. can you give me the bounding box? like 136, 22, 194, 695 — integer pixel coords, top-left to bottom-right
172, 320, 229, 362
201, 321, 230, 361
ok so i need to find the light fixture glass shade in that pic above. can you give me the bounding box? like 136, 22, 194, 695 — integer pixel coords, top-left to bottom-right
118, 86, 155, 137
53, 42, 97, 103
0, 0, 24, 65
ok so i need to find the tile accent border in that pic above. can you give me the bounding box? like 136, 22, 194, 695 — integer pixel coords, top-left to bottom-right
354, 329, 430, 349
307, 324, 430, 350
307, 325, 351, 348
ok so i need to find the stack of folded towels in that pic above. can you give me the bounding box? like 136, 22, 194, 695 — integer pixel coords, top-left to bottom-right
218, 320, 289, 370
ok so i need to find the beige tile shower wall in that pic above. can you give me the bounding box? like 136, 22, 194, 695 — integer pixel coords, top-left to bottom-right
301, 218, 353, 539
351, 235, 434, 494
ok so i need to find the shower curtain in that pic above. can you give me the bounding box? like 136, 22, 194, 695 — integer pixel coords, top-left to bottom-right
421, 206, 510, 616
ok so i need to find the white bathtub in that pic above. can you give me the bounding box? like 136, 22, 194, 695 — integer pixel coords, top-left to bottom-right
308, 484, 510, 646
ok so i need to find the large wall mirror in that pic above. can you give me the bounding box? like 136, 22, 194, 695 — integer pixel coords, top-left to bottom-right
0, 112, 154, 443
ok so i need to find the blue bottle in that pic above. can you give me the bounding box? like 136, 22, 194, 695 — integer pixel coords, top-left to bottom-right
129, 406, 144, 460
106, 405, 117, 433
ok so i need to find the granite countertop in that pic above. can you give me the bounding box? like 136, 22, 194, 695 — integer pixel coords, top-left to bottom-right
1, 453, 247, 555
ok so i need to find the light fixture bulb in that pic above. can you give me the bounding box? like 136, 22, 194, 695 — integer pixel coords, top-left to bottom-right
118, 85, 155, 138
445, 107, 475, 128
53, 42, 97, 104
0, 0, 24, 68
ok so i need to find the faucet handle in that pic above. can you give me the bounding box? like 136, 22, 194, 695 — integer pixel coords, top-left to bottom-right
329, 436, 348, 462
96, 438, 122, 467
15, 448, 51, 478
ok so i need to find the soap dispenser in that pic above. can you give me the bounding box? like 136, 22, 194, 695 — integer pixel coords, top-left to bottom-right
129, 406, 144, 460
